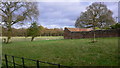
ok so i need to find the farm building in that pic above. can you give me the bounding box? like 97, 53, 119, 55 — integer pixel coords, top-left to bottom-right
64, 27, 120, 39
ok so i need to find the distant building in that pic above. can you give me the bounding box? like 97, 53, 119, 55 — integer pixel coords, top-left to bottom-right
64, 27, 119, 39
64, 27, 92, 39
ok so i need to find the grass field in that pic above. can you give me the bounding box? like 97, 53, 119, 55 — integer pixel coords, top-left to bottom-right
1, 36, 63, 42
2, 37, 119, 66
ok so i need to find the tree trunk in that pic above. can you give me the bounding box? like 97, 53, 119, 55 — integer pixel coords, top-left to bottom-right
93, 28, 96, 43
6, 8, 12, 44
92, 18, 96, 43
92, 23, 97, 43
6, 26, 12, 43
31, 36, 35, 41
6, 36, 11, 43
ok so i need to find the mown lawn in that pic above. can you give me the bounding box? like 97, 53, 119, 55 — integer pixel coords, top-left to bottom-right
2, 37, 119, 66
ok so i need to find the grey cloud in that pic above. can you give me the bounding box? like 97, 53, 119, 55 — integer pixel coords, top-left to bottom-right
37, 2, 117, 28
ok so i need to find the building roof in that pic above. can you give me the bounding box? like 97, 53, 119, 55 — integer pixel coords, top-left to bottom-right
65, 28, 92, 32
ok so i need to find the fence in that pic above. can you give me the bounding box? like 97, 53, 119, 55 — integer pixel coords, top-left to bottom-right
2, 54, 70, 68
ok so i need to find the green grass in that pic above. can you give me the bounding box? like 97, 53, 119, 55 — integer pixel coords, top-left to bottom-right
2, 37, 119, 66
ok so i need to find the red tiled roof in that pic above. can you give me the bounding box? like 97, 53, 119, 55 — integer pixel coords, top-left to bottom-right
66, 28, 92, 32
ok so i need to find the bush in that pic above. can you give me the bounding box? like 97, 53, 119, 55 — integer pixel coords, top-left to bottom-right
110, 23, 120, 29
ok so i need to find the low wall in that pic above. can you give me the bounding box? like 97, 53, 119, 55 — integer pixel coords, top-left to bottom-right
64, 29, 120, 39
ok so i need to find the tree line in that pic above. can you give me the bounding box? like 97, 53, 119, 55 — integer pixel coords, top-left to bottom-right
2, 25, 64, 37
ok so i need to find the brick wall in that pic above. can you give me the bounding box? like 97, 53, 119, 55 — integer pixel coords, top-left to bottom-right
64, 28, 120, 39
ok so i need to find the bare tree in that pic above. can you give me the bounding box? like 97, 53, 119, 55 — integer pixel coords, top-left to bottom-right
75, 2, 115, 42
0, 2, 39, 43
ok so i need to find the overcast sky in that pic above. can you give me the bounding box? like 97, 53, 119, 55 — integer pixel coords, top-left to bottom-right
13, 2, 118, 29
